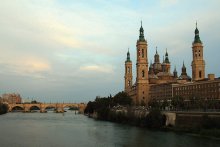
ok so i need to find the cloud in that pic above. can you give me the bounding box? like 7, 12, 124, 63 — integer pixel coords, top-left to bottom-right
160, 0, 178, 8
0, 56, 51, 79
79, 64, 114, 74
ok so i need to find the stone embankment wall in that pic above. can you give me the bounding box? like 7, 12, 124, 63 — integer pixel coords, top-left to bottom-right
175, 112, 220, 128
111, 106, 176, 126
110, 106, 220, 127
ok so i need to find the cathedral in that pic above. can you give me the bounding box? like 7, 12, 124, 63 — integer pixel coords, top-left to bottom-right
124, 23, 217, 106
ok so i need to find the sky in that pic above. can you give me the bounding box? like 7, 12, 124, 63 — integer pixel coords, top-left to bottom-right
0, 0, 220, 103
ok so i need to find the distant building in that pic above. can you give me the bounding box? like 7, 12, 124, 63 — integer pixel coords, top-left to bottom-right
124, 23, 220, 105
22, 98, 32, 103
1, 93, 22, 104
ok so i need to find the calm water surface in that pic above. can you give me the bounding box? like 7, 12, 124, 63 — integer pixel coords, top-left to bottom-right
0, 112, 220, 147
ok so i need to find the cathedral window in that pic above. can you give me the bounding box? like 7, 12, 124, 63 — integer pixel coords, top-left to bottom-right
142, 49, 144, 58
142, 70, 145, 78
128, 67, 130, 73
138, 49, 141, 57
128, 81, 131, 86
199, 71, 202, 78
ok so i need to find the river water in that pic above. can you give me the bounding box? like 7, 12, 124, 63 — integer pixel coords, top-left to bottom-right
0, 111, 220, 147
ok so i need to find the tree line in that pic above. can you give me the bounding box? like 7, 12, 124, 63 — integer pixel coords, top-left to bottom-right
84, 91, 132, 120
84, 92, 166, 128
0, 103, 8, 115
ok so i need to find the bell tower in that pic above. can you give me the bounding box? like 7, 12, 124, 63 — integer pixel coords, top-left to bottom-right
124, 49, 133, 92
136, 22, 149, 105
191, 23, 205, 81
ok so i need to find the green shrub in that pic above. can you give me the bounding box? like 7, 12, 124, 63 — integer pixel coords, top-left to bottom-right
145, 109, 166, 128
0, 103, 8, 115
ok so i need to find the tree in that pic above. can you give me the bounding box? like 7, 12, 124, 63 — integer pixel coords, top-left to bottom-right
84, 101, 95, 114
145, 109, 166, 128
148, 99, 160, 109
0, 103, 9, 115
31, 100, 38, 104
113, 91, 132, 106
161, 99, 169, 110
171, 96, 184, 110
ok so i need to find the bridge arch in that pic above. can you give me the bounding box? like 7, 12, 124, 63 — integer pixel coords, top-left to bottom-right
11, 106, 24, 112
45, 105, 56, 109
29, 105, 40, 111
44, 105, 56, 112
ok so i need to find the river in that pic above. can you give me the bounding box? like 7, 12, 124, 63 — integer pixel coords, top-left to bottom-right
0, 111, 220, 147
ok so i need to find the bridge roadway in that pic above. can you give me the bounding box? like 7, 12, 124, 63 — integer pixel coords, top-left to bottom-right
8, 103, 86, 113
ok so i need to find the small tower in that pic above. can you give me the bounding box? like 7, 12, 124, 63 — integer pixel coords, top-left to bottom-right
161, 56, 165, 72
153, 47, 162, 74
136, 21, 149, 105
173, 66, 178, 78
163, 49, 171, 73
191, 22, 205, 81
154, 47, 160, 63
181, 61, 187, 76
165, 49, 170, 64
149, 61, 154, 74
179, 61, 191, 81
124, 49, 133, 92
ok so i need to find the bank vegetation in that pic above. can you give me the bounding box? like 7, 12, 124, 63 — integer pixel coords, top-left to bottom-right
0, 102, 8, 115
84, 93, 220, 138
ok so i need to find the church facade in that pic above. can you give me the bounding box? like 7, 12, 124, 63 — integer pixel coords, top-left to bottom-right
124, 23, 220, 105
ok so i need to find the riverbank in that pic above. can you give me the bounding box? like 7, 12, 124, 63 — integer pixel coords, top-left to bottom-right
86, 108, 220, 139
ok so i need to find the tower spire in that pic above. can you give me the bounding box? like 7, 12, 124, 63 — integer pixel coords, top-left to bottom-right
183, 61, 186, 69
194, 22, 202, 44
165, 48, 170, 63
138, 21, 145, 41
126, 48, 131, 62
181, 60, 187, 75
173, 65, 178, 78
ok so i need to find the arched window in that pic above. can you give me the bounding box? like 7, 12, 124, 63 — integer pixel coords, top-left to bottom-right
128, 80, 131, 86
128, 67, 130, 73
138, 49, 141, 57
199, 71, 202, 78
142, 49, 144, 58
142, 70, 145, 78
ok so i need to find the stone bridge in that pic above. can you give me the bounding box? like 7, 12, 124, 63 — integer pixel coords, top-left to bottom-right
8, 103, 86, 113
